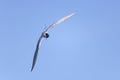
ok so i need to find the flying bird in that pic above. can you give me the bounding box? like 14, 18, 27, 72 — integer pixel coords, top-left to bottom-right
31, 12, 75, 71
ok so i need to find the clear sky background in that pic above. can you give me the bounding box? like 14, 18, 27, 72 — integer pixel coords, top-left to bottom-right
0, 0, 120, 80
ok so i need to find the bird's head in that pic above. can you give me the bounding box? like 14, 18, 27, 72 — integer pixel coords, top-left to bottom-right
43, 32, 49, 38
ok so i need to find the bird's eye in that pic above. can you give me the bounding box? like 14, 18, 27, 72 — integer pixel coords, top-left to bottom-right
44, 33, 49, 38
45, 33, 49, 38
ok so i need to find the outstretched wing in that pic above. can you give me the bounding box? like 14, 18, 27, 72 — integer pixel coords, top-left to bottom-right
44, 12, 75, 32
31, 34, 43, 71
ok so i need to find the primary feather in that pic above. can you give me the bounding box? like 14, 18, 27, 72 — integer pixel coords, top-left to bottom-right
31, 34, 43, 71
44, 12, 75, 32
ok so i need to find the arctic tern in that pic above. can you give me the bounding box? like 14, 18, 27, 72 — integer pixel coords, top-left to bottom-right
31, 12, 75, 71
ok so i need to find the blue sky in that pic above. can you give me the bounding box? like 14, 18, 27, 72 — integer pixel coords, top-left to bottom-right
0, 0, 120, 80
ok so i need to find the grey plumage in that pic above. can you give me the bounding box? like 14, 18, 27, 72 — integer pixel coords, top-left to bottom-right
31, 34, 43, 71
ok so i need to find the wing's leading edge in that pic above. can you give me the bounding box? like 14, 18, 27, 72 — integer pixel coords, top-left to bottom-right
45, 12, 75, 32
31, 34, 43, 71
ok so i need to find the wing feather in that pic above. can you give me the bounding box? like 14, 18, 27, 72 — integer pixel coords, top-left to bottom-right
44, 12, 75, 32
31, 34, 43, 71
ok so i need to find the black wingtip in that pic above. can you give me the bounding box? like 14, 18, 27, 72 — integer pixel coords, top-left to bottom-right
31, 64, 34, 72
31, 68, 33, 72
